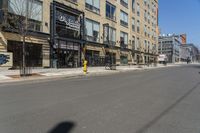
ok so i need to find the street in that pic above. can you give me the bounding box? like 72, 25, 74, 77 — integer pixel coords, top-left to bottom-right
0, 65, 200, 133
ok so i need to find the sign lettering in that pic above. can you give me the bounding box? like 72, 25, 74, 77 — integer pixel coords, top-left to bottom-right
57, 11, 80, 32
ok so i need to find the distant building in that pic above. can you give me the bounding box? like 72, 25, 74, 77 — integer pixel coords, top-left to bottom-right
158, 34, 181, 63
186, 43, 199, 63
180, 45, 191, 62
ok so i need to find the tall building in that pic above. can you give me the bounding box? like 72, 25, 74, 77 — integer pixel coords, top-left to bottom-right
0, 0, 159, 68
158, 34, 181, 63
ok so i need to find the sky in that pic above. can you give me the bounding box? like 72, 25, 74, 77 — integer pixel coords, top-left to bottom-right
159, 0, 200, 47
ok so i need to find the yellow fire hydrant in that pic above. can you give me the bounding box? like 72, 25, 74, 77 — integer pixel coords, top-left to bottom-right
83, 60, 88, 74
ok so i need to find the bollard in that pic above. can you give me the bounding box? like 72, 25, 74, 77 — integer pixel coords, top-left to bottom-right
83, 60, 88, 74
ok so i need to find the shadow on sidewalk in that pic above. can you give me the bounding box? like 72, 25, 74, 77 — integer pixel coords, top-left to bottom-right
48, 121, 76, 133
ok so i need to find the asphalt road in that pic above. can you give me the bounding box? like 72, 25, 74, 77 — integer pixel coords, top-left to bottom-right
0, 65, 200, 133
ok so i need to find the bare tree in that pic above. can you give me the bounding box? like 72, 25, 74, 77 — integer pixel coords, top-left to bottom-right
2, 0, 42, 76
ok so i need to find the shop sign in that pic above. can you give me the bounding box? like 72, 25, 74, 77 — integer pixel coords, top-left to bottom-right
56, 11, 80, 32
0, 52, 13, 67
0, 54, 10, 65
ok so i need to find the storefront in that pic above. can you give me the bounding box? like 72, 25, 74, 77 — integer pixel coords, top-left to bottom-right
50, 1, 84, 68
7, 41, 43, 68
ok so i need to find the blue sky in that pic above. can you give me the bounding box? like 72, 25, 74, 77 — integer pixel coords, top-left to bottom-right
159, 0, 200, 47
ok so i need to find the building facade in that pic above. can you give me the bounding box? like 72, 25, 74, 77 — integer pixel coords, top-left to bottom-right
0, 0, 51, 68
158, 34, 181, 63
0, 0, 159, 68
186, 43, 199, 63
180, 44, 191, 62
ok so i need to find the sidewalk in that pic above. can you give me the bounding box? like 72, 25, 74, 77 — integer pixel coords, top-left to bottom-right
0, 63, 190, 83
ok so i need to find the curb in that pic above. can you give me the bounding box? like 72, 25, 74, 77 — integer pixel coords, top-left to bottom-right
0, 64, 190, 84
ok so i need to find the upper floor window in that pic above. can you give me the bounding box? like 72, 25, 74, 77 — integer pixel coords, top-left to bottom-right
136, 3, 140, 16
144, 10, 147, 21
132, 36, 135, 50
103, 25, 116, 45
85, 19, 100, 42
144, 0, 147, 6
120, 32, 128, 46
132, 17, 135, 31
136, 37, 140, 50
106, 2, 116, 21
132, 0, 135, 12
8, 0, 43, 32
120, 0, 128, 8
85, 0, 100, 14
120, 10, 128, 27
8, 0, 42, 21
136, 20, 140, 33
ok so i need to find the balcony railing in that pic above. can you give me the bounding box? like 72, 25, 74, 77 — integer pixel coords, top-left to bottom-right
120, 20, 128, 27
120, 0, 128, 8
67, 0, 77, 3
86, 35, 100, 42
106, 13, 116, 21
120, 43, 128, 49
104, 40, 116, 47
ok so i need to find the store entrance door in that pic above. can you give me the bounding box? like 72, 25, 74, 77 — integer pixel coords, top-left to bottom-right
58, 50, 79, 68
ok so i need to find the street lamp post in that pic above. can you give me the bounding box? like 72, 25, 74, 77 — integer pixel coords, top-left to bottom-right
103, 23, 115, 70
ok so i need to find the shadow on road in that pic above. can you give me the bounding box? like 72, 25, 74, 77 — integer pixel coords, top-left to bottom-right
48, 121, 76, 133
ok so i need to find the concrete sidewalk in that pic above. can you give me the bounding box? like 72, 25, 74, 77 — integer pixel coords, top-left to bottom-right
0, 63, 191, 83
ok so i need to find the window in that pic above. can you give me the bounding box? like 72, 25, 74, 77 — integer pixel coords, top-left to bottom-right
120, 0, 128, 8
136, 3, 140, 16
103, 26, 116, 45
137, 20, 140, 33
132, 0, 135, 12
132, 17, 135, 31
106, 2, 116, 21
136, 37, 140, 50
85, 0, 100, 14
144, 0, 147, 6
120, 11, 128, 27
120, 32, 128, 46
132, 36, 135, 50
144, 10, 147, 21
85, 19, 100, 42
8, 0, 43, 32
8, 0, 42, 21
144, 25, 147, 36
144, 40, 147, 52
